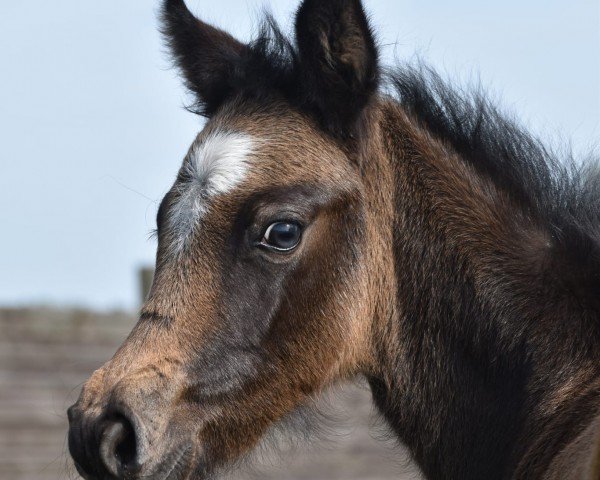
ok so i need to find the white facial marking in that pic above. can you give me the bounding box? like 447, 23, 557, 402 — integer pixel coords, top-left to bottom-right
167, 130, 255, 254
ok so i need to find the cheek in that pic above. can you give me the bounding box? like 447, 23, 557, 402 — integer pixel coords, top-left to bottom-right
221, 256, 291, 340
271, 209, 365, 349
184, 205, 363, 393
183, 258, 289, 395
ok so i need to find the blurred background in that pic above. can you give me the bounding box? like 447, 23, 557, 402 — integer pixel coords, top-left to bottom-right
0, 0, 598, 479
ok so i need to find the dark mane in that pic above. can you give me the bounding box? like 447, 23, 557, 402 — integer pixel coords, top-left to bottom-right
390, 66, 599, 223
389, 65, 600, 310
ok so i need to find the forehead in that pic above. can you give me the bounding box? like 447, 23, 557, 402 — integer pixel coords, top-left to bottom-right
180, 101, 361, 202
163, 102, 356, 253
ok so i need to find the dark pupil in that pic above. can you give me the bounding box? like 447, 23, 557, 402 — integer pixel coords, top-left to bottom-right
267, 223, 300, 249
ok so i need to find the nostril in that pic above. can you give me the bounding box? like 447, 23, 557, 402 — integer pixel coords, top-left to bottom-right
99, 416, 138, 477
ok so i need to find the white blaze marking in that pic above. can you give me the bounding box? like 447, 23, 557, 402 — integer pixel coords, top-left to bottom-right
167, 130, 255, 253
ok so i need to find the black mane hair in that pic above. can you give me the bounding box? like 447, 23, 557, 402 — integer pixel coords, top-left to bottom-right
202, 16, 298, 116
389, 65, 600, 311
390, 66, 600, 225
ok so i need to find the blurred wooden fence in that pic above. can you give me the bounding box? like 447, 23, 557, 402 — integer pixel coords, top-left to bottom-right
0, 308, 135, 480
0, 307, 420, 480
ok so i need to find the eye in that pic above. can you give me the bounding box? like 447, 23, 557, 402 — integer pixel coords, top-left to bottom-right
260, 222, 303, 252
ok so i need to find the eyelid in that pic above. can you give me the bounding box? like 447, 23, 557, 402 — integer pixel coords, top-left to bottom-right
263, 211, 306, 224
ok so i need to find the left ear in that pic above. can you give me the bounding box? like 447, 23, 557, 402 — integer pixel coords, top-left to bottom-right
294, 0, 379, 137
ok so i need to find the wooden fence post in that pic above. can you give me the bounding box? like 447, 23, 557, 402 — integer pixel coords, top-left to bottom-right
138, 266, 154, 305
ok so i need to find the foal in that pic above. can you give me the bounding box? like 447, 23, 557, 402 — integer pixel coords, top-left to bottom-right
68, 0, 600, 479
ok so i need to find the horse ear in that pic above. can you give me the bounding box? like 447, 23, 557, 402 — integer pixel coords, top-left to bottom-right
294, 0, 379, 137
161, 0, 247, 116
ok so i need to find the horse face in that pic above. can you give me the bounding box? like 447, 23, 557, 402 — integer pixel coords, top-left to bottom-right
68, 1, 381, 477
68, 101, 370, 479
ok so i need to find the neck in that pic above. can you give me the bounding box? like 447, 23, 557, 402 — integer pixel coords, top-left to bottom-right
364, 101, 600, 480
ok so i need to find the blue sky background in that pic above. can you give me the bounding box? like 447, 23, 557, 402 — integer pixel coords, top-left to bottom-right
0, 0, 598, 310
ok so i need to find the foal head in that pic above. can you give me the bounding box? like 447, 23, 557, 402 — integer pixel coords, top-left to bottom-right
68, 1, 386, 478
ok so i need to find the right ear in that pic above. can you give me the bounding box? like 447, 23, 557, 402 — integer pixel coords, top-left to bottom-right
161, 0, 248, 116
294, 0, 379, 137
